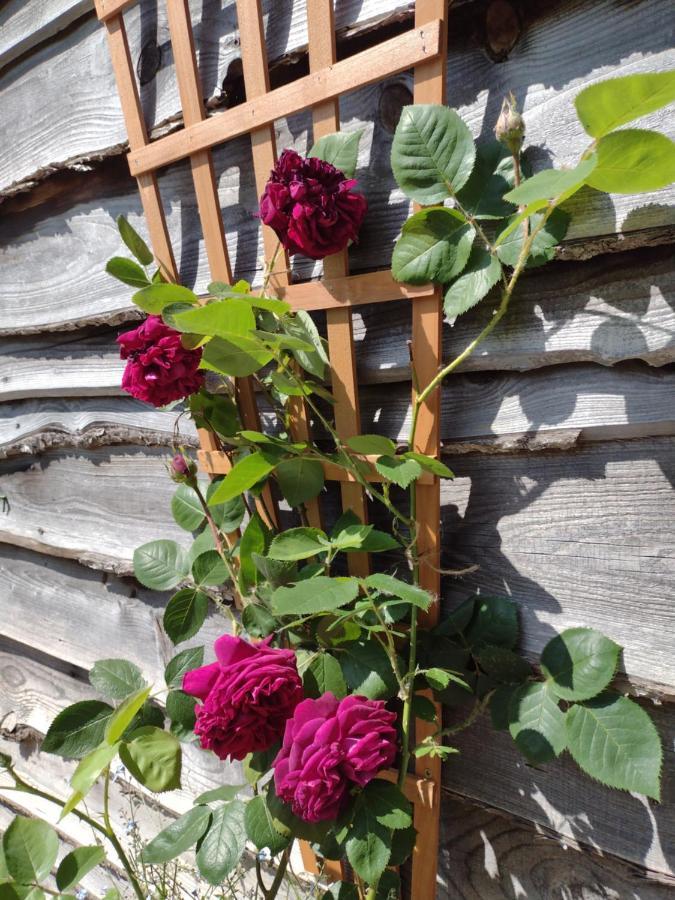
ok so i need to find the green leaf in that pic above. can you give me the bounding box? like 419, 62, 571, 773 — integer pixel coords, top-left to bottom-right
2, 817, 59, 884
244, 795, 291, 854
242, 604, 276, 638
120, 726, 182, 791
391, 104, 476, 203
89, 659, 145, 701
340, 640, 398, 700
56, 845, 106, 892
345, 800, 391, 885
575, 70, 675, 138
172, 299, 255, 337
133, 539, 189, 591
412, 693, 438, 722
332, 524, 400, 553
322, 884, 359, 900
403, 451, 454, 478
195, 785, 245, 805
496, 209, 570, 269
142, 806, 212, 864
504, 156, 597, 206
565, 693, 662, 800
192, 550, 229, 587
374, 455, 422, 488
208, 452, 276, 505
298, 651, 347, 699
464, 595, 518, 649
116, 215, 153, 266
355, 530, 401, 553
239, 513, 269, 592
201, 334, 273, 377
105, 257, 149, 288
346, 434, 397, 456
283, 310, 329, 379
163, 588, 209, 644
388, 825, 417, 867
364, 573, 432, 610
360, 779, 412, 830
541, 627, 620, 701
171, 484, 205, 532
474, 645, 531, 683
272, 576, 359, 616
244, 746, 279, 787
310, 130, 363, 178
508, 682, 566, 764
166, 690, 197, 741
42, 701, 114, 759
585, 129, 675, 194
165, 646, 204, 690
68, 741, 120, 810
454, 141, 516, 219
391, 208, 474, 285
252, 554, 298, 589
268, 527, 327, 561
105, 685, 152, 744
196, 801, 247, 885
444, 244, 502, 318
206, 483, 246, 532
208, 282, 290, 315
131, 282, 198, 314
0, 886, 46, 900
265, 781, 331, 843
490, 684, 518, 731
275, 457, 325, 507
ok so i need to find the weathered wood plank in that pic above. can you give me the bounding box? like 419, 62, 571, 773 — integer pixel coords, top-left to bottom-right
441, 701, 674, 879
2, 360, 673, 457
0, 0, 412, 194
438, 794, 675, 899
0, 0, 91, 70
438, 436, 675, 694
0, 437, 673, 690
1, 1, 674, 335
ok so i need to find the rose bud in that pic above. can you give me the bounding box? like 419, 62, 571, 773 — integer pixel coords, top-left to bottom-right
117, 315, 204, 408
494, 92, 525, 156
273, 693, 398, 823
259, 149, 368, 260
169, 453, 196, 483
183, 635, 303, 762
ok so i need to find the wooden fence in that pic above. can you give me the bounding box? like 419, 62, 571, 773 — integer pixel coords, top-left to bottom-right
0, 0, 673, 897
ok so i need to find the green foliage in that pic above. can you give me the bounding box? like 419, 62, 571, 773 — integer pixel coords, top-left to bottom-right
391, 104, 476, 203
171, 484, 205, 532
275, 457, 325, 506
309, 130, 363, 178
195, 801, 247, 885
207, 452, 276, 504
42, 701, 114, 759
133, 539, 190, 590
444, 244, 502, 318
508, 682, 566, 764
585, 129, 675, 193
374, 455, 422, 488
464, 595, 518, 649
360, 780, 412, 830
2, 818, 59, 885
272, 576, 360, 616
120, 726, 181, 792
117, 214, 153, 265
172, 299, 255, 336
504, 155, 597, 205
105, 257, 149, 288
391, 208, 474, 285
364, 573, 432, 610
55, 846, 105, 892
244, 795, 291, 854
541, 627, 620, 700
574, 70, 675, 137
268, 527, 327, 561
566, 693, 662, 800
340, 640, 398, 700
345, 795, 391, 884
455, 141, 516, 219
238, 512, 269, 591
164, 646, 204, 690
282, 310, 329, 379
89, 659, 146, 700
346, 434, 397, 456
298, 651, 348, 699
142, 806, 212, 864
104, 685, 152, 744
201, 334, 273, 377
192, 549, 229, 587
166, 690, 197, 740
163, 588, 209, 644
132, 283, 198, 314
496, 208, 570, 268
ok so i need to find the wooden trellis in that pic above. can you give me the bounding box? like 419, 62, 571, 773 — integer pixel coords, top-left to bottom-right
94, 0, 448, 895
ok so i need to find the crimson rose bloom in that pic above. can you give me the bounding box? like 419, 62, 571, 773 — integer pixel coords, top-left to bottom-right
183, 635, 303, 762
273, 692, 397, 822
259, 149, 367, 259
117, 315, 203, 407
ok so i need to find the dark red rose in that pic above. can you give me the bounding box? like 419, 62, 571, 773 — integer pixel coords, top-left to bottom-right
117, 316, 203, 407
183, 635, 304, 762
259, 149, 368, 259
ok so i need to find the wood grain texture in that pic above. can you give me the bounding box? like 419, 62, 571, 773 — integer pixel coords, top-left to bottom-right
0, 0, 91, 69
441, 700, 674, 879
438, 795, 675, 899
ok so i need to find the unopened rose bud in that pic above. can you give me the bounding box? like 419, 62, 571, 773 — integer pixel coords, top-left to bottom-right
170, 452, 196, 482
494, 92, 525, 156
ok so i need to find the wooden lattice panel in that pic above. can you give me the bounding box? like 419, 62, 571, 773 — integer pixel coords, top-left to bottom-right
94, 1, 448, 896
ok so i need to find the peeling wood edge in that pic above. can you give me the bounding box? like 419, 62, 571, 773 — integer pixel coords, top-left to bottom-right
0, 426, 199, 460
439, 785, 675, 887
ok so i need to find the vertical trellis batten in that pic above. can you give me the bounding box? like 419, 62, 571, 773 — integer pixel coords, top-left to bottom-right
409, 2, 448, 897
235, 0, 322, 530
95, 0, 447, 893
306, 0, 370, 579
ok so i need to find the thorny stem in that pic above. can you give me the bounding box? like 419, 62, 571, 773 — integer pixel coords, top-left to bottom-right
255, 846, 291, 900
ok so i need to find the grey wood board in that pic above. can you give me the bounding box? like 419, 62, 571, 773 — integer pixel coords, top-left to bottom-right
0, 1, 673, 335
0, 0, 91, 70
3, 360, 674, 458
441, 701, 674, 879
0, 437, 674, 689
0, 0, 412, 194
437, 435, 675, 693
437, 794, 675, 899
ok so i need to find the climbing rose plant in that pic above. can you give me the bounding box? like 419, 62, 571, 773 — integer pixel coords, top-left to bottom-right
2, 71, 674, 900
